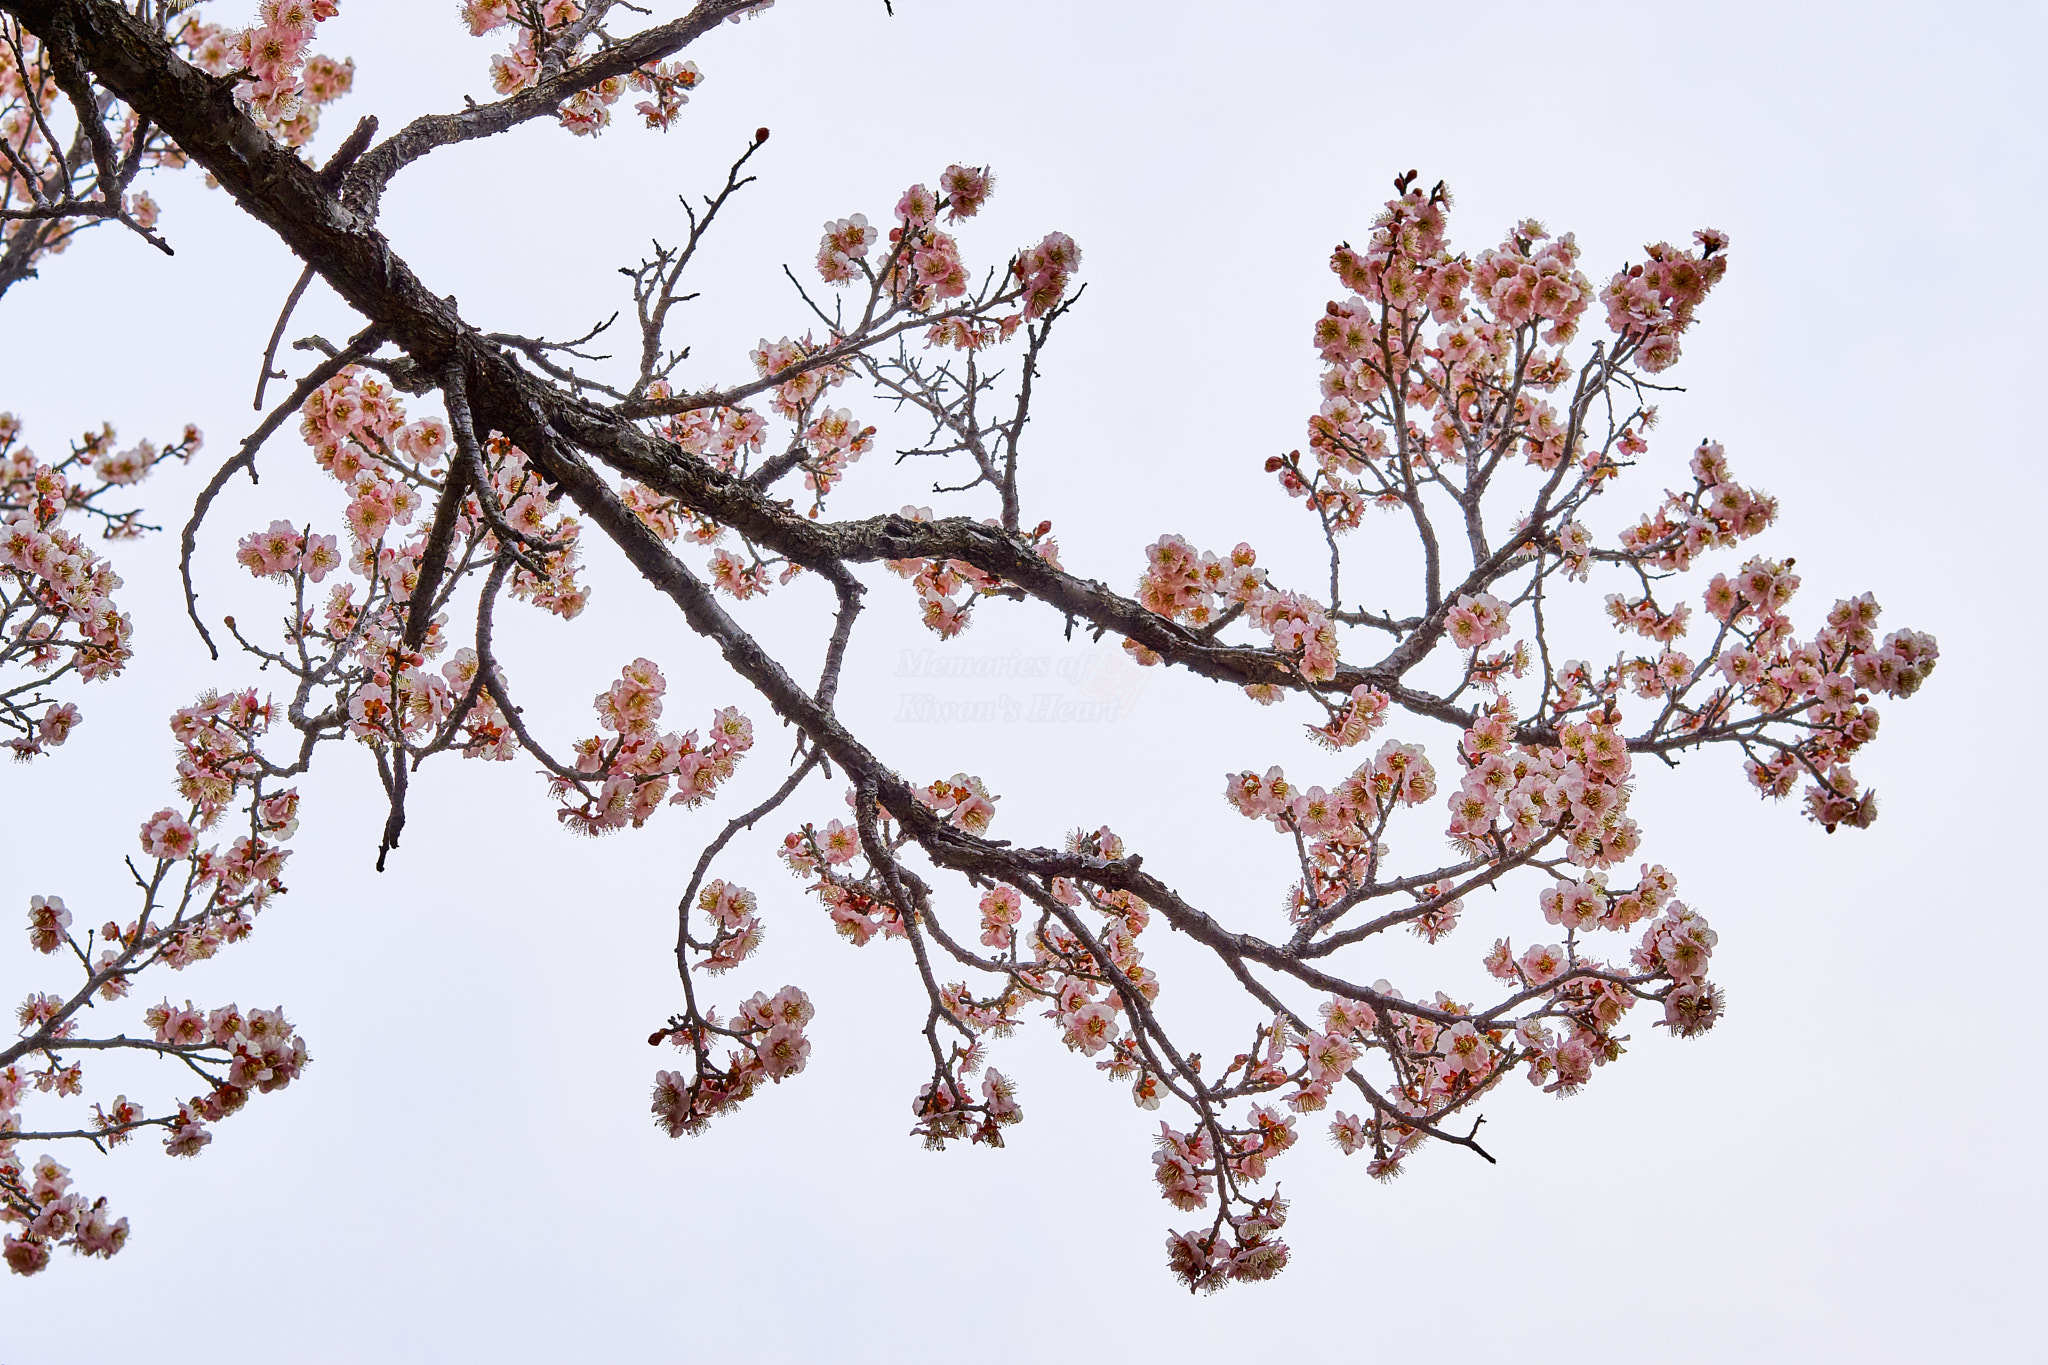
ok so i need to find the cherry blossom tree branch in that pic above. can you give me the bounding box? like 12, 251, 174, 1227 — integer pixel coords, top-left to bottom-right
0, 0, 1934, 1288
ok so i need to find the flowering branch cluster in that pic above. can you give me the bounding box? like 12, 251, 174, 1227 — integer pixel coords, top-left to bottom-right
179, 0, 350, 145
5, 687, 306, 1275
460, 0, 767, 136
0, 1, 1939, 1288
1, 0, 356, 299
0, 409, 197, 758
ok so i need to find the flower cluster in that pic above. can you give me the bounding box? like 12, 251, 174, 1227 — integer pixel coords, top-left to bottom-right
1699, 565, 1933, 830
815, 166, 993, 305
1613, 439, 1778, 575
880, 506, 1057, 639
1243, 588, 1341, 683
655, 399, 770, 484
1445, 708, 1641, 866
782, 815, 1171, 1152
794, 405, 876, 504
1479, 874, 1722, 1095
1225, 738, 1438, 924
1165, 1197, 1293, 1294
297, 367, 585, 626
650, 982, 814, 1137
815, 213, 878, 285
1006, 852, 1160, 1068
1309, 683, 1391, 750
171, 687, 280, 828
915, 772, 999, 835
302, 369, 435, 546
1296, 208, 1598, 534
181, 2, 352, 149
0, 1155, 127, 1276
626, 60, 703, 132
142, 999, 309, 1140
1444, 591, 1510, 650
1015, 231, 1081, 320
813, 166, 1079, 351
557, 658, 753, 835
748, 334, 852, 428
880, 182, 971, 310
796, 790, 968, 959
785, 844, 900, 950
1134, 534, 1265, 630
976, 884, 1022, 950
1130, 534, 1358, 686
1599, 229, 1730, 372
235, 519, 341, 583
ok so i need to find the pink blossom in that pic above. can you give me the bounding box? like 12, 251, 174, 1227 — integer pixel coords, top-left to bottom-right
1062, 1000, 1119, 1055
139, 809, 196, 860
1303, 1030, 1359, 1084
1520, 943, 1567, 986
26, 894, 70, 954
37, 702, 79, 747
755, 1022, 810, 1080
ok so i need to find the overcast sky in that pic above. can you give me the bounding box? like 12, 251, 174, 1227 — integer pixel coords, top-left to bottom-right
5, 1, 2044, 1359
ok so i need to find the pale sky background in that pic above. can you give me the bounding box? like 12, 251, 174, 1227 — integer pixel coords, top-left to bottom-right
4, 1, 2044, 1359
